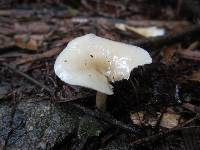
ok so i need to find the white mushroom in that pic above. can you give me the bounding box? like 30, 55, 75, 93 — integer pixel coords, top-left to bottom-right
54, 34, 152, 111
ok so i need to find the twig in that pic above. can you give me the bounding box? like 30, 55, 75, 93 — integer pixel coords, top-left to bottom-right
1, 63, 54, 95
182, 103, 200, 113
131, 115, 198, 145
132, 24, 200, 51
177, 50, 200, 61
127, 20, 190, 29
71, 103, 141, 134
0, 35, 15, 50
16, 47, 61, 65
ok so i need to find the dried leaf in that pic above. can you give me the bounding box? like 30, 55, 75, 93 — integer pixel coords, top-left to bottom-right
130, 111, 158, 127
160, 113, 181, 129
130, 112, 144, 126
131, 112, 182, 128
14, 34, 45, 51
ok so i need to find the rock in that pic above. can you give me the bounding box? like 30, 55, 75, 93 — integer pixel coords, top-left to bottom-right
0, 99, 82, 150
0, 98, 135, 150
78, 115, 105, 139
0, 101, 13, 149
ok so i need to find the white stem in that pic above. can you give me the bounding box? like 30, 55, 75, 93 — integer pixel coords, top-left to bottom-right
96, 92, 107, 111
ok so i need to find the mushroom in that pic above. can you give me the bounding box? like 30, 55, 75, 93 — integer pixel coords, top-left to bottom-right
54, 34, 152, 111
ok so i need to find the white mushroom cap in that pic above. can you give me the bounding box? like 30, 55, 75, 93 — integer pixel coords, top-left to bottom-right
54, 34, 152, 95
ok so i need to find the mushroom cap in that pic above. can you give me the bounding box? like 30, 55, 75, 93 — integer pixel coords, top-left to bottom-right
54, 34, 152, 95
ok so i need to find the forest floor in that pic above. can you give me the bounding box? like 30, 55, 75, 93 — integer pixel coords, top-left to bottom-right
0, 1, 200, 150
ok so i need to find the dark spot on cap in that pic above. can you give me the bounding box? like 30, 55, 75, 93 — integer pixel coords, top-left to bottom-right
90, 54, 93, 58
64, 60, 67, 62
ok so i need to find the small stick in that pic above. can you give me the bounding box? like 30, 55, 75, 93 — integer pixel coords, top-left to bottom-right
2, 63, 54, 95
131, 115, 198, 145
71, 103, 141, 134
177, 50, 200, 61
16, 47, 61, 65
132, 24, 200, 50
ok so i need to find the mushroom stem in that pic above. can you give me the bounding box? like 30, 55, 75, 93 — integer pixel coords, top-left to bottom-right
96, 92, 107, 111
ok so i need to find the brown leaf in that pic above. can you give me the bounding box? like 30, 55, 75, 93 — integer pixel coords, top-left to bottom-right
131, 111, 182, 128
14, 34, 45, 51
160, 113, 181, 129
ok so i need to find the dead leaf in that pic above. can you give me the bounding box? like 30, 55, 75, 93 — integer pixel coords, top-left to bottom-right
130, 111, 158, 127
160, 113, 181, 129
131, 111, 182, 128
14, 34, 45, 51
130, 112, 144, 126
